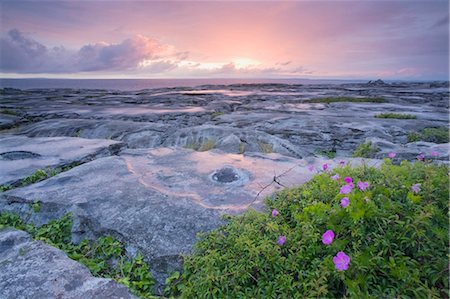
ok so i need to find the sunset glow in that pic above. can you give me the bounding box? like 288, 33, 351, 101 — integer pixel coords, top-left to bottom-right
0, 0, 448, 80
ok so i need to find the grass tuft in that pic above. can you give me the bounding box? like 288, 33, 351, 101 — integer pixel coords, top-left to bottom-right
407, 127, 449, 144
375, 113, 416, 119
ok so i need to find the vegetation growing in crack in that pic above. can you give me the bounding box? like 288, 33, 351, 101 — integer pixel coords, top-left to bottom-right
184, 139, 216, 152
352, 142, 378, 158
407, 127, 449, 144
210, 111, 224, 119
315, 149, 337, 159
0, 109, 19, 116
0, 212, 156, 298
375, 113, 416, 119
258, 141, 273, 153
0, 185, 13, 192
239, 142, 246, 154
0, 162, 82, 192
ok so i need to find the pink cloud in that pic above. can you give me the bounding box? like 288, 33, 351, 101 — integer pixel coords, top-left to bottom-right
77, 35, 177, 71
0, 29, 182, 73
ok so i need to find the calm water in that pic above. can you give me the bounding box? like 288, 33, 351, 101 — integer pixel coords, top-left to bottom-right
0, 78, 365, 91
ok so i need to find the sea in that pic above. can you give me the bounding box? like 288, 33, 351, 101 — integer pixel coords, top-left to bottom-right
0, 78, 367, 91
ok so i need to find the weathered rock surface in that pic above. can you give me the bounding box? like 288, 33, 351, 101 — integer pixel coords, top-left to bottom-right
0, 82, 448, 295
1, 82, 447, 159
0, 136, 124, 186
0, 147, 377, 288
0, 228, 138, 299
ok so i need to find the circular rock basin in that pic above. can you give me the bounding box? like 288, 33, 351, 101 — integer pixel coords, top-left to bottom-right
211, 167, 244, 184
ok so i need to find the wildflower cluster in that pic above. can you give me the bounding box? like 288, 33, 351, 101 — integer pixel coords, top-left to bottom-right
173, 158, 448, 298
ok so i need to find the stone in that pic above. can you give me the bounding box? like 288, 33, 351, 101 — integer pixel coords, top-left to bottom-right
0, 147, 377, 288
0, 82, 449, 295
0, 228, 138, 299
0, 136, 124, 185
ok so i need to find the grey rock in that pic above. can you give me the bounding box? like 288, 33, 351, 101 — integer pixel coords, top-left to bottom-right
0, 148, 376, 288
0, 136, 124, 185
216, 134, 242, 153
0, 228, 138, 299
0, 113, 24, 130
0, 82, 448, 295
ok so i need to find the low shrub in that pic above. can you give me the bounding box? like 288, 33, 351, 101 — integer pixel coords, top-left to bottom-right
170, 160, 449, 298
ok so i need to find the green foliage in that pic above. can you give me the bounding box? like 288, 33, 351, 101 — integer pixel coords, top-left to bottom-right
408, 127, 449, 144
211, 111, 224, 119
11, 163, 83, 190
0, 213, 30, 231
407, 132, 421, 142
185, 139, 216, 152
0, 109, 18, 115
0, 211, 155, 298
31, 201, 41, 213
199, 139, 216, 152
305, 97, 386, 104
239, 142, 246, 154
165, 271, 183, 297
0, 185, 13, 192
315, 149, 337, 159
375, 113, 416, 119
352, 142, 378, 158
258, 142, 273, 153
171, 160, 449, 298
21, 169, 49, 186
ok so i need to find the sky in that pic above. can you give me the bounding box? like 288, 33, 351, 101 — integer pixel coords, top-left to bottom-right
0, 0, 449, 80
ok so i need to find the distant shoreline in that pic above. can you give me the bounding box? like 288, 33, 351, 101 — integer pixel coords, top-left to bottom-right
1, 78, 448, 91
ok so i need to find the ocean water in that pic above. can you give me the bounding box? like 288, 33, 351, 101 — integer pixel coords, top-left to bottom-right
0, 78, 365, 91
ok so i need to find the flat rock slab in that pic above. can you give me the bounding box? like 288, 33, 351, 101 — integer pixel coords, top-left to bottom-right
0, 147, 375, 285
0, 136, 123, 185
0, 113, 23, 130
0, 228, 137, 299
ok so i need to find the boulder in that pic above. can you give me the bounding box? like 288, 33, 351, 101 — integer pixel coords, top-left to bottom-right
0, 228, 138, 299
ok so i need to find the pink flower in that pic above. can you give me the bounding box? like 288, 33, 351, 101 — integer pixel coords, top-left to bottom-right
388, 152, 396, 158
431, 151, 439, 157
340, 197, 349, 208
277, 235, 286, 246
339, 160, 346, 166
322, 230, 335, 245
322, 163, 328, 171
271, 209, 279, 217
308, 165, 315, 172
411, 183, 421, 194
344, 177, 353, 184
357, 181, 369, 191
417, 153, 425, 161
333, 251, 350, 271
340, 184, 353, 194
331, 174, 339, 180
